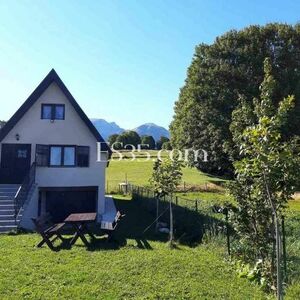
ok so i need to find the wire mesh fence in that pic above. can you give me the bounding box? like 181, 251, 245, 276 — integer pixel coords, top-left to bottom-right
126, 184, 228, 244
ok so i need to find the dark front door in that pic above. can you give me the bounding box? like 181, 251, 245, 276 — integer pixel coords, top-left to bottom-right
0, 144, 31, 184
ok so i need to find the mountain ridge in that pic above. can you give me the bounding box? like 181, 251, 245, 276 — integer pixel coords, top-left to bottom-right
90, 118, 169, 141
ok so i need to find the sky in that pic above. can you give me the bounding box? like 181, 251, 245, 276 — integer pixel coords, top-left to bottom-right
0, 1, 300, 130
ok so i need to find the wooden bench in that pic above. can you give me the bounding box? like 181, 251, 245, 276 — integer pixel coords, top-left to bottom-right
31, 214, 66, 251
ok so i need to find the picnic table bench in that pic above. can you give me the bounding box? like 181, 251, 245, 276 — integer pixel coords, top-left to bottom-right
32, 214, 65, 251
64, 212, 97, 246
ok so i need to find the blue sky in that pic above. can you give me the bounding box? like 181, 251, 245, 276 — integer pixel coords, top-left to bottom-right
0, 1, 299, 129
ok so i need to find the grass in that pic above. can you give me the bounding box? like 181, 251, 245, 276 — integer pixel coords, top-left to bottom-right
0, 199, 267, 300
106, 156, 225, 192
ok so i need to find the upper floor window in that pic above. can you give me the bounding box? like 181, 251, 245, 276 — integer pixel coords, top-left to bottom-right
41, 104, 65, 120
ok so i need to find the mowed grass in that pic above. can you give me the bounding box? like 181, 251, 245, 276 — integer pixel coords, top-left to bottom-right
106, 156, 225, 191
0, 235, 267, 300
0, 200, 266, 300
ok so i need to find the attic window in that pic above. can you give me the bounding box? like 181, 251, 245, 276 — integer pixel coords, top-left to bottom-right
41, 104, 65, 120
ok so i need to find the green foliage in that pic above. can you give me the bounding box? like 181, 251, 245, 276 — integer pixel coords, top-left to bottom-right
228, 58, 300, 289
170, 23, 300, 176
0, 120, 6, 130
162, 141, 172, 150
150, 157, 183, 198
140, 135, 156, 149
116, 130, 141, 149
156, 136, 170, 150
108, 133, 119, 146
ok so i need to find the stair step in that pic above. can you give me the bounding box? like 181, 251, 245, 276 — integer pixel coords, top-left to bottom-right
0, 191, 16, 195
0, 201, 14, 205
0, 215, 15, 220
0, 208, 14, 212
0, 225, 17, 233
0, 219, 15, 223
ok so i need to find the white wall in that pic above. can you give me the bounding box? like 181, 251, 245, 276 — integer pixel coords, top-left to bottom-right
1, 82, 109, 220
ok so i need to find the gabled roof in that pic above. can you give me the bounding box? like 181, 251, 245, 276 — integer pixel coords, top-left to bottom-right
0, 69, 111, 154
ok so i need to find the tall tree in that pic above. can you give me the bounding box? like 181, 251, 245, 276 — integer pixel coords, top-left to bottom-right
116, 130, 141, 149
141, 135, 156, 149
229, 58, 300, 295
170, 23, 300, 176
108, 134, 119, 145
156, 136, 170, 150
0, 121, 6, 130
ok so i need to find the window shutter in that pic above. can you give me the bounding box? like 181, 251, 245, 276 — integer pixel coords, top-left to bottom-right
77, 146, 89, 167
36, 144, 49, 166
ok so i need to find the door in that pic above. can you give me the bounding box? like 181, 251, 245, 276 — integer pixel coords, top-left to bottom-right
0, 144, 31, 184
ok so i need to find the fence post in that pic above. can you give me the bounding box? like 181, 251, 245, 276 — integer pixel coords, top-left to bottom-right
282, 216, 287, 282
169, 197, 174, 246
225, 208, 230, 256
195, 200, 198, 212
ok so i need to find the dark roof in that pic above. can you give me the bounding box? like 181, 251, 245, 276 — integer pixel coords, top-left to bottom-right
0, 69, 111, 154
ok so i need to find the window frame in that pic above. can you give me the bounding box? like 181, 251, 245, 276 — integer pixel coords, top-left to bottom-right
41, 104, 65, 120
49, 145, 76, 167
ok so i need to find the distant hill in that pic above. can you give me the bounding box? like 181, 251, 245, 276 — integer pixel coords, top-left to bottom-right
133, 123, 170, 141
91, 119, 169, 141
90, 119, 125, 140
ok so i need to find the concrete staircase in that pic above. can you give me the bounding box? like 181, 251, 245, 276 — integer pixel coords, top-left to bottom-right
0, 184, 19, 233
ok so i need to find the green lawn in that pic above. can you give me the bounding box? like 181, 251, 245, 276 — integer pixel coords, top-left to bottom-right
106, 158, 225, 192
0, 200, 267, 300
0, 234, 268, 300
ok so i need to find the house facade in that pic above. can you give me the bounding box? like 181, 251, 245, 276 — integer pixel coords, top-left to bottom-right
0, 69, 111, 230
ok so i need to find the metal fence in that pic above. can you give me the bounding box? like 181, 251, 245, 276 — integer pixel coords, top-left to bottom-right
127, 184, 228, 245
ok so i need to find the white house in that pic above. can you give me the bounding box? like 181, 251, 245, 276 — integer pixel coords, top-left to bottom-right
0, 69, 114, 232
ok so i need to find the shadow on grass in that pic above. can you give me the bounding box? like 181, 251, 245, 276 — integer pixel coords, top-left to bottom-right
16, 195, 224, 252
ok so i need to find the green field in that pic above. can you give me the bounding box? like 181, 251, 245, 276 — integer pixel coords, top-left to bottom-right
0, 200, 267, 300
106, 156, 225, 192
1, 155, 298, 299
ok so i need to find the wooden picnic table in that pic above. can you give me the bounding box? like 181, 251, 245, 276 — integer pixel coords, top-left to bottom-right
64, 212, 97, 246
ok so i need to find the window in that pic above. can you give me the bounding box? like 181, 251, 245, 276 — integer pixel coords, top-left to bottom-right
36, 145, 89, 167
41, 104, 65, 120
50, 147, 63, 166
63, 147, 75, 166
49, 146, 75, 167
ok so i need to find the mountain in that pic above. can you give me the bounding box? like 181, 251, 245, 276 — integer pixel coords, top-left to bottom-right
133, 123, 170, 141
90, 119, 125, 140
90, 119, 170, 141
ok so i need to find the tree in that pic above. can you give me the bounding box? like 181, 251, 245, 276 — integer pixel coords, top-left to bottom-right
156, 136, 170, 150
108, 134, 119, 146
116, 131, 141, 149
150, 157, 183, 246
170, 23, 300, 176
0, 121, 6, 130
229, 58, 300, 296
162, 141, 172, 150
141, 135, 156, 149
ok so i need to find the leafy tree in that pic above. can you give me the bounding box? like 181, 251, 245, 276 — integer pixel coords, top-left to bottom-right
170, 23, 300, 176
162, 141, 172, 150
156, 136, 170, 150
229, 58, 300, 294
108, 134, 119, 146
116, 130, 141, 149
150, 156, 183, 246
0, 121, 6, 129
141, 135, 156, 149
